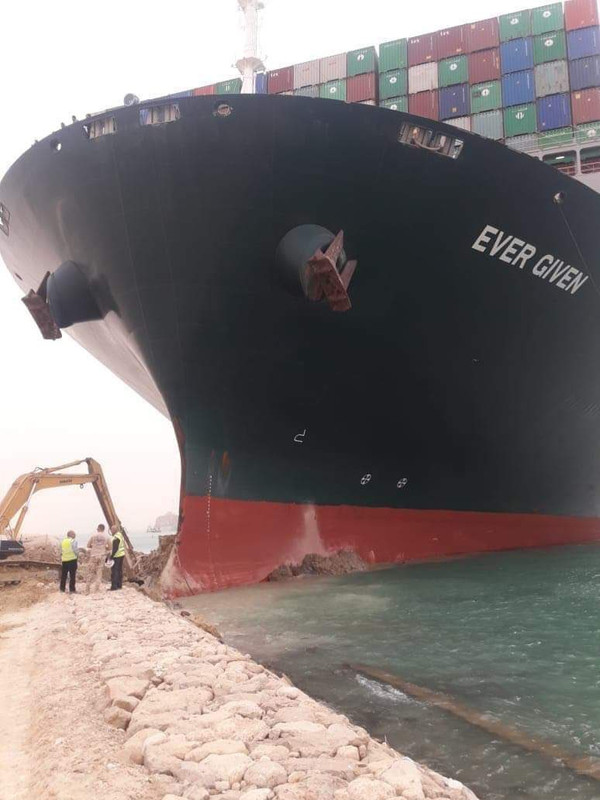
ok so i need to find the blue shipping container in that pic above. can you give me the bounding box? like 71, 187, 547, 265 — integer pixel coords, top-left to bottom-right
537, 93, 572, 129
439, 84, 470, 119
567, 26, 600, 60
255, 73, 268, 94
569, 55, 600, 90
502, 69, 536, 106
500, 38, 534, 74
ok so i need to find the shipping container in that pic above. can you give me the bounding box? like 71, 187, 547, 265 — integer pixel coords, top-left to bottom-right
502, 68, 536, 105
439, 55, 469, 87
472, 109, 504, 139
467, 18, 500, 53
570, 54, 600, 88
359, 100, 377, 105
294, 85, 319, 98
499, 9, 532, 42
501, 37, 534, 73
268, 67, 293, 94
531, 3, 565, 35
380, 69, 408, 99
537, 92, 572, 128
535, 60, 570, 95
347, 73, 377, 102
504, 102, 538, 135
255, 73, 268, 94
216, 78, 242, 95
533, 30, 567, 64
293, 59, 320, 89
408, 33, 438, 66
347, 46, 377, 77
319, 53, 347, 83
575, 119, 600, 140
565, 0, 599, 32
380, 96, 408, 112
469, 48, 501, 82
409, 90, 439, 119
506, 132, 540, 151
436, 25, 467, 59
567, 26, 600, 59
538, 126, 574, 146
409, 62, 439, 93
192, 85, 215, 96
471, 80, 502, 113
572, 86, 600, 121
439, 84, 470, 118
320, 80, 347, 101
379, 39, 408, 72
447, 115, 472, 131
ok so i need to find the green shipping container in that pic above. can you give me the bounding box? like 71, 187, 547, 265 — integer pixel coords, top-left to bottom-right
380, 96, 408, 112
379, 69, 408, 99
531, 3, 564, 35
575, 121, 600, 143
215, 78, 242, 94
320, 80, 347, 101
499, 9, 532, 42
379, 39, 408, 73
347, 47, 377, 77
439, 55, 468, 88
471, 81, 502, 113
504, 103, 537, 136
538, 126, 573, 148
533, 30, 567, 64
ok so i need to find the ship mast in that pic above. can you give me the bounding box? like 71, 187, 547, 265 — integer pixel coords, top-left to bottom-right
236, 0, 265, 94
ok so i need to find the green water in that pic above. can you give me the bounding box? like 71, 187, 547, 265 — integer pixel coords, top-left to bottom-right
182, 545, 600, 800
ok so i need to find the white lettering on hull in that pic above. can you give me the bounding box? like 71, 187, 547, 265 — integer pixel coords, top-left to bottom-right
471, 224, 589, 296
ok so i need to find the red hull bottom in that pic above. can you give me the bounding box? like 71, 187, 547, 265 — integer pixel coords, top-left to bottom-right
164, 495, 600, 595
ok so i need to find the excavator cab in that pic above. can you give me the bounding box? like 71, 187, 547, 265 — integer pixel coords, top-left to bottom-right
0, 539, 25, 560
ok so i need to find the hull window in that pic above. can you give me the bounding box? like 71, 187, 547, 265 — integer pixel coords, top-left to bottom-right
542, 151, 577, 176
139, 104, 180, 126
84, 117, 116, 139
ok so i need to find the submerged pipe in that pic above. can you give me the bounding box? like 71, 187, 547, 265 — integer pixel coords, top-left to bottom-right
350, 664, 600, 783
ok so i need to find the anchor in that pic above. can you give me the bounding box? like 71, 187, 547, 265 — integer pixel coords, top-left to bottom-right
305, 230, 357, 312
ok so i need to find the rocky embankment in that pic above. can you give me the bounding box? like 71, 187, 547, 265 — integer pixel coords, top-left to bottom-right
71, 589, 478, 800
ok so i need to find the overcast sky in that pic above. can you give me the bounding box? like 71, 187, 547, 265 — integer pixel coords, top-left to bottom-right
0, 0, 546, 537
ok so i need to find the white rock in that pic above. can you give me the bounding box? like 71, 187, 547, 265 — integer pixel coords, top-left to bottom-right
162, 795, 183, 800
272, 721, 326, 738
337, 746, 360, 761
124, 727, 164, 764
276, 687, 299, 699
201, 753, 253, 784
107, 676, 150, 700
251, 745, 290, 762
217, 700, 264, 719
272, 706, 318, 724
244, 759, 288, 789
347, 777, 395, 800
185, 739, 248, 762
113, 694, 140, 713
183, 788, 210, 800
379, 759, 424, 800
104, 706, 131, 729
241, 790, 273, 800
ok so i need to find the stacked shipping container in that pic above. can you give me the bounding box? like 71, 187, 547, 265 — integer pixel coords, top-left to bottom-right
193, 0, 600, 155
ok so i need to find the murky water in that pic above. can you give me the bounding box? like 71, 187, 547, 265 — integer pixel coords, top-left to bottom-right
182, 545, 600, 800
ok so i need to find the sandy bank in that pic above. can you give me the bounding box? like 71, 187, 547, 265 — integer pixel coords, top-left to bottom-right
0, 584, 479, 799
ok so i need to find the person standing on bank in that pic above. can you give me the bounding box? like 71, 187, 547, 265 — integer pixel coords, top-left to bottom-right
108, 523, 126, 590
86, 523, 111, 593
60, 530, 79, 593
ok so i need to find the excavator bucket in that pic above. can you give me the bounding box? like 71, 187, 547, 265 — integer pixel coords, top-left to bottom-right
0, 540, 25, 561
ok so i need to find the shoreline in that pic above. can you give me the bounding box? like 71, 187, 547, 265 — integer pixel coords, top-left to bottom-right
0, 578, 479, 800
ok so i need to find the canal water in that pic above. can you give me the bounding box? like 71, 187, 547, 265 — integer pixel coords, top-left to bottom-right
183, 545, 600, 800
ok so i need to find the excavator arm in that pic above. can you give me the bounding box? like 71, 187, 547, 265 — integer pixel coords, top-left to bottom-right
0, 459, 137, 577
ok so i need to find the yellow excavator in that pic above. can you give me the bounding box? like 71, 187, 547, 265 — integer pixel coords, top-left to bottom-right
0, 458, 137, 578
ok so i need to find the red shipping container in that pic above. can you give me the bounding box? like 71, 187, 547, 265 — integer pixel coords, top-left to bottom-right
436, 25, 468, 59
192, 85, 215, 96
565, 0, 599, 31
572, 87, 600, 122
408, 33, 438, 66
409, 90, 439, 120
468, 48, 501, 83
466, 18, 500, 53
347, 74, 377, 103
268, 67, 293, 94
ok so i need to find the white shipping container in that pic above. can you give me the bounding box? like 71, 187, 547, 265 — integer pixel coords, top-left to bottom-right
447, 115, 471, 131
359, 99, 377, 105
408, 62, 439, 94
505, 133, 539, 153
534, 61, 570, 98
320, 53, 347, 83
294, 59, 320, 89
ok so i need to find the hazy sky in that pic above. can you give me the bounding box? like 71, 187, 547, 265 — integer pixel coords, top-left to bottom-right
0, 0, 545, 536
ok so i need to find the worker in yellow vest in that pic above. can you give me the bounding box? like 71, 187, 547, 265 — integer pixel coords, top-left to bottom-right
108, 524, 126, 590
59, 530, 79, 593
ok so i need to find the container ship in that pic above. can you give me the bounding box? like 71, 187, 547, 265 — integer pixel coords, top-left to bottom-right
2, 0, 600, 593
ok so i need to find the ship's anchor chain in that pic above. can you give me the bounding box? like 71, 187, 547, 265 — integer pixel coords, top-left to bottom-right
304, 230, 357, 312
